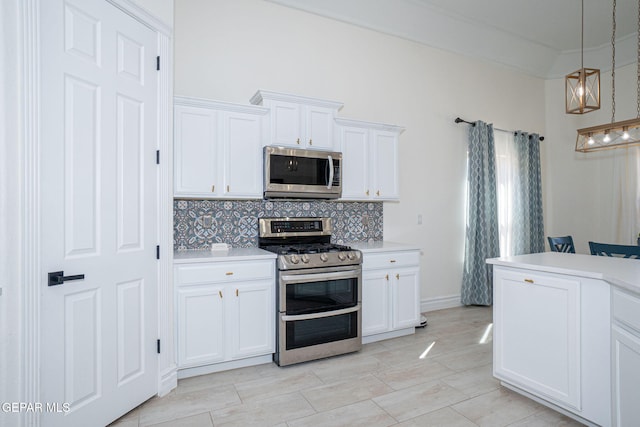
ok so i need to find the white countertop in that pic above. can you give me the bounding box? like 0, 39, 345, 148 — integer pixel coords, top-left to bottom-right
174, 247, 276, 264
487, 252, 640, 294
348, 241, 421, 253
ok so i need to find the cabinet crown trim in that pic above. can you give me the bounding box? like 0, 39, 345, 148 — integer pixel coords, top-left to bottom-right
250, 90, 344, 111
174, 96, 269, 115
335, 117, 405, 133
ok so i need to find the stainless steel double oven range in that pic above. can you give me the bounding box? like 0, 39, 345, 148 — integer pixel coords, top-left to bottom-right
259, 217, 362, 366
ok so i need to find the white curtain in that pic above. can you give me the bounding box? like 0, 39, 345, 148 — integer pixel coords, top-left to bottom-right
492, 130, 545, 256
612, 146, 640, 244
494, 131, 518, 257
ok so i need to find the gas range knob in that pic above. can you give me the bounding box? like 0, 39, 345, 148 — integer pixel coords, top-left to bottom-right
289, 254, 300, 264
347, 252, 356, 260
301, 254, 310, 264
319, 253, 329, 262
337, 252, 346, 261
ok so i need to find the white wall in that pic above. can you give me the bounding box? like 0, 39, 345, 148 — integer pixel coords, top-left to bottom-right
174, 0, 546, 304
544, 63, 638, 254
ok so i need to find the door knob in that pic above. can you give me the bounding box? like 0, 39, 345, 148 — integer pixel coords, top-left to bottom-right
48, 271, 85, 287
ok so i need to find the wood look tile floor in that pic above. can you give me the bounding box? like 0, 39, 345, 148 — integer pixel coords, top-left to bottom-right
110, 307, 584, 427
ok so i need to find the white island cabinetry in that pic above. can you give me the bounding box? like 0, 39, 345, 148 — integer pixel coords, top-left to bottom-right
488, 252, 640, 426
352, 243, 421, 343
174, 249, 276, 378
611, 286, 640, 426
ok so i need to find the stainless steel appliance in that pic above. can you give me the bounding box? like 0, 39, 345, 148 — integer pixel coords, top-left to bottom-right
263, 146, 342, 199
259, 217, 362, 366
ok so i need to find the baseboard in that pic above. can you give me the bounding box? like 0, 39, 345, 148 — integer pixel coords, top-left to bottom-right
177, 354, 273, 380
158, 365, 178, 397
421, 294, 462, 313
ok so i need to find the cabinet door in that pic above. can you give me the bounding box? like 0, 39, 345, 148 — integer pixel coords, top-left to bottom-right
174, 106, 219, 197
371, 130, 399, 200
339, 126, 370, 200
228, 280, 275, 359
222, 111, 264, 198
305, 105, 335, 150
612, 325, 640, 426
362, 270, 391, 336
270, 101, 302, 147
177, 285, 225, 368
392, 267, 421, 330
494, 268, 581, 409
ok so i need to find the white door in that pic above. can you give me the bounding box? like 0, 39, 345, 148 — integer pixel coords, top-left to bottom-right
229, 280, 275, 359
177, 286, 226, 368
372, 130, 399, 200
305, 106, 334, 149
39, 0, 158, 425
174, 106, 220, 197
392, 268, 421, 329
339, 125, 370, 200
361, 271, 390, 336
223, 110, 263, 198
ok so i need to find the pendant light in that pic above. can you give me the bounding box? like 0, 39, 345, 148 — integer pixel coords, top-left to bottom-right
576, 0, 640, 152
566, 0, 601, 114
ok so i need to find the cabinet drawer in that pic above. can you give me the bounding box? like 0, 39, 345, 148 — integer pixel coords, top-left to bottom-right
363, 251, 419, 270
613, 287, 640, 333
176, 260, 274, 286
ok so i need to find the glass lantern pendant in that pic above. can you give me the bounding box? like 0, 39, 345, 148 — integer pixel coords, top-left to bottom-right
565, 0, 600, 114
566, 68, 601, 114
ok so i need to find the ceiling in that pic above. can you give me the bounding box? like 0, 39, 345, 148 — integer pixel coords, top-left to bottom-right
266, 0, 640, 79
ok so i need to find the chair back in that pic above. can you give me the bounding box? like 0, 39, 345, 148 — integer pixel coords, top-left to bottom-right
547, 236, 575, 253
588, 241, 640, 259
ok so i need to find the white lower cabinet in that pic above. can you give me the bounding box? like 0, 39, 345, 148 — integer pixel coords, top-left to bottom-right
493, 266, 610, 426
361, 249, 420, 342
611, 287, 640, 427
175, 259, 275, 372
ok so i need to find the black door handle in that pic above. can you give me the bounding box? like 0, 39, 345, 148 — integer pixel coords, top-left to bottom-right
48, 271, 85, 287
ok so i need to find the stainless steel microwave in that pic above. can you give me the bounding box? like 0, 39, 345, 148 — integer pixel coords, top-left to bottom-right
264, 146, 342, 199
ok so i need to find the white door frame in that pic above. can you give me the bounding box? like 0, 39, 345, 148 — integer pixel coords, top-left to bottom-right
19, 1, 175, 425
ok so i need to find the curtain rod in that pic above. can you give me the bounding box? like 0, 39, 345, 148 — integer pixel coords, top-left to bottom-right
454, 117, 545, 141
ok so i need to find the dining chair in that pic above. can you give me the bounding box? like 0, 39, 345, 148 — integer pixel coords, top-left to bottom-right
588, 241, 640, 259
547, 236, 575, 253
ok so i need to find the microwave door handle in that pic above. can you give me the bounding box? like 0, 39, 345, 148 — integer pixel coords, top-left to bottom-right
327, 155, 334, 189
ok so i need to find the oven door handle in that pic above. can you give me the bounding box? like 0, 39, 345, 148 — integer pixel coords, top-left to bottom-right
280, 270, 360, 284
281, 304, 360, 322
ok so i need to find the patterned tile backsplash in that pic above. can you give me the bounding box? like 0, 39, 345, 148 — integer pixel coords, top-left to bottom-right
174, 199, 383, 250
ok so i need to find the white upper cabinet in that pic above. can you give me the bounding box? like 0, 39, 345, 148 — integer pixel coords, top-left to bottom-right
251, 90, 343, 150
174, 96, 268, 199
174, 105, 220, 196
336, 118, 404, 201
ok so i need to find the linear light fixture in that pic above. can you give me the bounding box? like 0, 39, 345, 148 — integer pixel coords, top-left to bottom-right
576, 0, 640, 152
576, 118, 640, 152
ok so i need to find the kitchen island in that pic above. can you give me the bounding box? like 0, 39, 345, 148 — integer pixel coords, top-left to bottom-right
487, 252, 640, 427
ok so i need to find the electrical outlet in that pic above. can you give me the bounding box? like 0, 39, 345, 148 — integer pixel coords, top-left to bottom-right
417, 214, 423, 225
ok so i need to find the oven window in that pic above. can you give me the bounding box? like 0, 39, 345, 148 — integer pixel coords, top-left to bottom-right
286, 277, 358, 315
270, 155, 338, 186
286, 311, 358, 350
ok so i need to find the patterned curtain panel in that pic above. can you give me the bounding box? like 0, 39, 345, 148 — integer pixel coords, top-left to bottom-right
461, 121, 500, 306
513, 132, 545, 255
